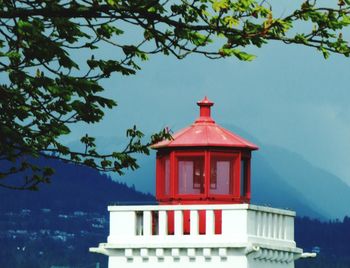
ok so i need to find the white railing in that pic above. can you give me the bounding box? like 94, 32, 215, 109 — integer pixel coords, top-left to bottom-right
107, 204, 295, 248
250, 210, 293, 240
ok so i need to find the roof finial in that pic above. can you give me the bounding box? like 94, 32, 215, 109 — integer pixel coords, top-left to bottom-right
195, 96, 215, 123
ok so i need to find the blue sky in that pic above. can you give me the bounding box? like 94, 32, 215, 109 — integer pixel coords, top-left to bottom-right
66, 38, 350, 187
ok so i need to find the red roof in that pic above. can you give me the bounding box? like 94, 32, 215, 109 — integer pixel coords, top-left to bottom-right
152, 97, 258, 150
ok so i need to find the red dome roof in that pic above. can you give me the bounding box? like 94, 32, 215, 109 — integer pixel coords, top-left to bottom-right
152, 97, 258, 150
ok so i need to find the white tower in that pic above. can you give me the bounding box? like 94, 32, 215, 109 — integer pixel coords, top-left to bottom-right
90, 97, 315, 268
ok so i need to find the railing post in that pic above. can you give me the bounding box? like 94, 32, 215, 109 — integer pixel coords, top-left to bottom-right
110, 211, 136, 236
256, 211, 261, 236
206, 210, 215, 235
143, 211, 152, 236
174, 210, 183, 236
278, 215, 283, 239
190, 210, 199, 235
262, 212, 267, 237
285, 216, 294, 240
268, 213, 273, 238
273, 214, 278, 239
158, 210, 167, 236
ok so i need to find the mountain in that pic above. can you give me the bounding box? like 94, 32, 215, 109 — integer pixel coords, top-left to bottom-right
251, 152, 325, 219
3, 126, 350, 220
261, 145, 350, 219
109, 126, 350, 220
219, 125, 350, 219
0, 158, 155, 213
66, 135, 157, 195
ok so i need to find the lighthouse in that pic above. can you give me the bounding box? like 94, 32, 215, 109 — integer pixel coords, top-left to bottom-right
90, 97, 315, 268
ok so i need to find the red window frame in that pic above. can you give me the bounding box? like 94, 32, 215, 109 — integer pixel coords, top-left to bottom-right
174, 151, 206, 200
240, 151, 251, 202
208, 151, 240, 200
156, 153, 171, 200
156, 149, 251, 203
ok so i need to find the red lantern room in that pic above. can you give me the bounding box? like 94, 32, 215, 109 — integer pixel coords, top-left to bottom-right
152, 97, 258, 205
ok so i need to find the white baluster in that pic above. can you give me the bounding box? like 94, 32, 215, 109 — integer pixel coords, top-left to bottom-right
143, 211, 152, 236
174, 210, 183, 236
206, 210, 215, 235
256, 211, 261, 236
277, 215, 282, 239
158, 210, 167, 236
261, 212, 266, 237
273, 214, 278, 239
190, 210, 199, 235
268, 213, 273, 238
282, 216, 287, 239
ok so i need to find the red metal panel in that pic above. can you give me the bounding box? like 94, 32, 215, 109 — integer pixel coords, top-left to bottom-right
214, 210, 222, 234
156, 153, 171, 201
183, 210, 190, 234
198, 210, 206, 234
246, 158, 251, 203
155, 154, 162, 201
205, 150, 210, 201
233, 153, 241, 199
167, 210, 174, 235
170, 151, 176, 199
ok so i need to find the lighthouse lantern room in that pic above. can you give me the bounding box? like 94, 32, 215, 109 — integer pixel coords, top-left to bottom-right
90, 97, 315, 268
153, 96, 258, 204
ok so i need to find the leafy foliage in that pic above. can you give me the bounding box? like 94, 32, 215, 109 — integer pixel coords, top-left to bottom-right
1, 0, 350, 190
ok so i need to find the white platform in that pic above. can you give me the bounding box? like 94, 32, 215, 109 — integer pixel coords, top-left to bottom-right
90, 204, 312, 268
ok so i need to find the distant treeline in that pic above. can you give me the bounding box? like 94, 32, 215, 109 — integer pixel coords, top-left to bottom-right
296, 216, 350, 268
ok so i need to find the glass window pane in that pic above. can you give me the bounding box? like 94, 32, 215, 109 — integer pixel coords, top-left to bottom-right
178, 157, 204, 194
210, 158, 232, 195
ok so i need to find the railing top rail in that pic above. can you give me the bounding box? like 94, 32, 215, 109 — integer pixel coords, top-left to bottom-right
109, 201, 157, 206
107, 204, 295, 216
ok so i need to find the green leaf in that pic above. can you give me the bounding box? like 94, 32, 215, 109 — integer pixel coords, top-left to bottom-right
212, 0, 229, 12
294, 34, 308, 44
219, 48, 256, 61
342, 15, 350, 26
224, 16, 239, 28
320, 46, 330, 59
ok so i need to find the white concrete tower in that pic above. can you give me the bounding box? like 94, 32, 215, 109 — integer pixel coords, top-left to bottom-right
90, 97, 315, 268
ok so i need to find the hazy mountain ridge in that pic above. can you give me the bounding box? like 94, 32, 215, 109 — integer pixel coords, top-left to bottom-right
261, 145, 350, 219
0, 157, 155, 213
70, 130, 350, 220
224, 125, 350, 219
2, 128, 350, 220
117, 142, 350, 219
251, 153, 325, 219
